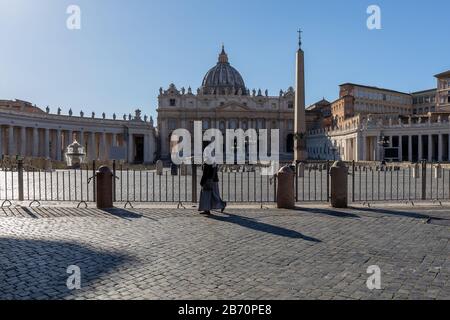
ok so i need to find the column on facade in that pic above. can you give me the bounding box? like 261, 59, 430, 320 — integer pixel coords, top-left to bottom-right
408, 135, 413, 162
398, 135, 403, 162
279, 120, 285, 153
428, 134, 433, 162
160, 121, 169, 159
8, 126, 15, 156
20, 126, 26, 156
438, 134, 443, 162
44, 129, 50, 158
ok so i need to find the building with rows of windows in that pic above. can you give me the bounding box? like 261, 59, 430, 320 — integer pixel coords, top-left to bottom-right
307, 70, 450, 162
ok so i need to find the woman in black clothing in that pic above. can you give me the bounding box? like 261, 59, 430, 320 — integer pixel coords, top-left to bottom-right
199, 161, 226, 215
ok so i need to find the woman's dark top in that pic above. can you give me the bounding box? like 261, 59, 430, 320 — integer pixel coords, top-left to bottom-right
200, 164, 219, 187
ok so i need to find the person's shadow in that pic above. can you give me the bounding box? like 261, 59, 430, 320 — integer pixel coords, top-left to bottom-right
207, 212, 321, 242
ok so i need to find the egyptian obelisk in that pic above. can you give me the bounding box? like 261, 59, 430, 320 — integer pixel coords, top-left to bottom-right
294, 29, 307, 162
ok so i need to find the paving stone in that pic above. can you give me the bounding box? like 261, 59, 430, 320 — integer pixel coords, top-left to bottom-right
0, 206, 448, 300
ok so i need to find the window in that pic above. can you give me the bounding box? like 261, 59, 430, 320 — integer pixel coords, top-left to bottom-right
169, 99, 176, 107
288, 102, 294, 109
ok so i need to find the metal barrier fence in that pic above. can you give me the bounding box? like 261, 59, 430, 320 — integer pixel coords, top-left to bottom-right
2, 159, 449, 208
112, 163, 277, 205
0, 160, 96, 208
350, 161, 450, 203
295, 162, 330, 202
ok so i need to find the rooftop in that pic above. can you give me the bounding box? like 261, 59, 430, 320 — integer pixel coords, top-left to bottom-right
339, 83, 411, 96
434, 70, 450, 78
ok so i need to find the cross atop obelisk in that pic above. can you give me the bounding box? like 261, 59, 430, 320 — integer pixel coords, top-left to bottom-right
294, 29, 307, 162
297, 29, 302, 49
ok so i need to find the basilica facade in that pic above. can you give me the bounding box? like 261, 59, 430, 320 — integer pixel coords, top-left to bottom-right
157, 46, 308, 162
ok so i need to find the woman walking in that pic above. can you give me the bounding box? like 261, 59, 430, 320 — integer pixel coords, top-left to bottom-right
199, 159, 226, 215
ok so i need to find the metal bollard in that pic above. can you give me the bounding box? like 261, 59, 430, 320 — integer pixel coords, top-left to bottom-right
96, 166, 113, 209
330, 161, 348, 208
276, 165, 295, 209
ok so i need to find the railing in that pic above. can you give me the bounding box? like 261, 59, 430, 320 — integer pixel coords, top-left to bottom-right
0, 160, 96, 208
295, 161, 331, 202
350, 161, 450, 204
2, 159, 449, 208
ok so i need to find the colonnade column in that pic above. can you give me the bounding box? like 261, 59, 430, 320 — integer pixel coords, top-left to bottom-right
8, 126, 15, 156
100, 132, 107, 160
0, 126, 3, 158
128, 133, 134, 163
428, 135, 433, 162
112, 133, 117, 147
408, 135, 413, 162
418, 135, 423, 161
448, 136, 450, 163
56, 129, 62, 161
20, 127, 26, 156
398, 135, 403, 162
68, 130, 73, 145
79, 130, 85, 150
44, 129, 50, 158
144, 134, 150, 163
33, 127, 39, 157
89, 132, 96, 160
438, 134, 443, 162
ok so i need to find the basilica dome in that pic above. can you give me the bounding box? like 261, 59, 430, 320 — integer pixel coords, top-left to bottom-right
201, 46, 247, 95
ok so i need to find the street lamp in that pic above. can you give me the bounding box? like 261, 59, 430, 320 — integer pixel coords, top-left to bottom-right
377, 135, 389, 164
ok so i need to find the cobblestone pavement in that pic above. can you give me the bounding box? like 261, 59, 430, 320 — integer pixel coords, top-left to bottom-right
0, 204, 449, 300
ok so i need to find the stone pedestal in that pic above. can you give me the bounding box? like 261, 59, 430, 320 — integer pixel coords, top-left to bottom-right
96, 166, 113, 209
276, 165, 295, 209
330, 161, 348, 208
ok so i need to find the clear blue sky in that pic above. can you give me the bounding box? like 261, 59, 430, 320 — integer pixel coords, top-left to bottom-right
1, 0, 449, 120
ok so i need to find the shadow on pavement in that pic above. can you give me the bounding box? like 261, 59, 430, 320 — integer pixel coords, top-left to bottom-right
208, 213, 321, 242
101, 208, 143, 220
0, 238, 132, 300
350, 207, 434, 220
294, 206, 360, 219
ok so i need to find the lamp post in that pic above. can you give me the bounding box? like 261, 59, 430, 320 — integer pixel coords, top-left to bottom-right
377, 135, 389, 164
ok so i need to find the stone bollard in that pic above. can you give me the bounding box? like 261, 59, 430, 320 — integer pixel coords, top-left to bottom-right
276, 165, 295, 209
330, 161, 348, 208
96, 166, 114, 209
